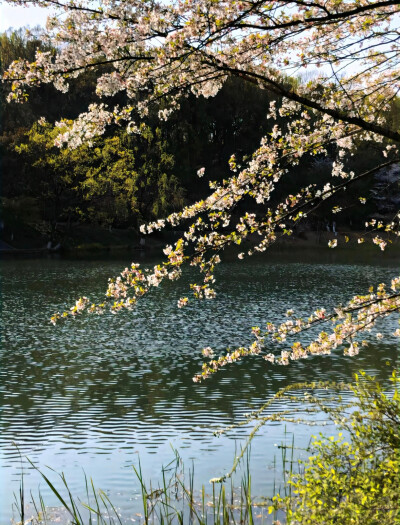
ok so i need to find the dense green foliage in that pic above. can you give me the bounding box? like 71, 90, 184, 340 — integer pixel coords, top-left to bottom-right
14, 121, 185, 228
1, 29, 399, 245
270, 370, 400, 524
0, 29, 280, 235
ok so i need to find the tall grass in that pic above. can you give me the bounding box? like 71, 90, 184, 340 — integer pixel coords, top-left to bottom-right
11, 441, 297, 525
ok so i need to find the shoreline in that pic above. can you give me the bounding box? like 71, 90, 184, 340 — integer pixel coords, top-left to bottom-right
1, 228, 399, 255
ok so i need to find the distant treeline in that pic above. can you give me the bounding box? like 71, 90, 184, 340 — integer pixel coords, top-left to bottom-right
1, 28, 398, 241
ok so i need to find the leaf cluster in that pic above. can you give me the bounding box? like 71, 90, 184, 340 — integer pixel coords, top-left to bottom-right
270, 370, 400, 524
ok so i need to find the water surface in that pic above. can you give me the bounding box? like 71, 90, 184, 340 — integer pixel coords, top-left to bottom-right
1, 250, 398, 522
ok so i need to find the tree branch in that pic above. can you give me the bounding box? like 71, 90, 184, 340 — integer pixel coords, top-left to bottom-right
211, 64, 400, 142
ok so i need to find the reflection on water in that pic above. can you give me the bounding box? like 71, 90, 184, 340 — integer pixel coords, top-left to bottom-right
1, 250, 398, 522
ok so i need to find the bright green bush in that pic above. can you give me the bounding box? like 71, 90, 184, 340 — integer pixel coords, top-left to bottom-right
271, 370, 400, 524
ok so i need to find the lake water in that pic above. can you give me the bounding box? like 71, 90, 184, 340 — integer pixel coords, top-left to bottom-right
1, 249, 399, 523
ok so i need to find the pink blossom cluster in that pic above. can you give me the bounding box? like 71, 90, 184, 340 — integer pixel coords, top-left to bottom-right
192, 278, 400, 382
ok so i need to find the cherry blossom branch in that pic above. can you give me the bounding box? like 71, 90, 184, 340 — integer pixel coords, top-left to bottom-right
193, 279, 400, 382
236, 0, 400, 31
207, 64, 400, 142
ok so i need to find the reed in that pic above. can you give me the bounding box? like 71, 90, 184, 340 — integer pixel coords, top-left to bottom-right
11, 443, 294, 525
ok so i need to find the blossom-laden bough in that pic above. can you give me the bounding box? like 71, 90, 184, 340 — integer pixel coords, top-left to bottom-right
193, 277, 400, 382
4, 0, 400, 375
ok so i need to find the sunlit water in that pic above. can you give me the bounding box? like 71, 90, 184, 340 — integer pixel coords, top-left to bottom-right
1, 249, 399, 523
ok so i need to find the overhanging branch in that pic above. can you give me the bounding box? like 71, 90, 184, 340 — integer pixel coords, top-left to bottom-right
215, 65, 400, 142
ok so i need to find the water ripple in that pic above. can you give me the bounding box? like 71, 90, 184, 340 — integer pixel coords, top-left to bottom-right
1, 252, 398, 522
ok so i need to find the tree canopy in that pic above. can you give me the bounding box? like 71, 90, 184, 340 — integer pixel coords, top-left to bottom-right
2, 0, 400, 376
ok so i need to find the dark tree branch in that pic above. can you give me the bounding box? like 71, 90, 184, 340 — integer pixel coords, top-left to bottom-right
210, 64, 400, 142
235, 0, 400, 31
